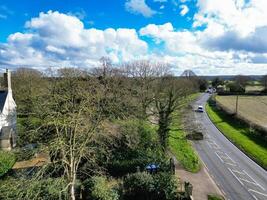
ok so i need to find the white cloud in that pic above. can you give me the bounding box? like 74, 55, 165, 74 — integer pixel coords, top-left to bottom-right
180, 5, 189, 16
125, 0, 157, 17
154, 0, 167, 2
0, 11, 148, 68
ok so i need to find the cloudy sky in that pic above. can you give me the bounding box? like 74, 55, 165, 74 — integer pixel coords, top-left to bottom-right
0, 0, 267, 75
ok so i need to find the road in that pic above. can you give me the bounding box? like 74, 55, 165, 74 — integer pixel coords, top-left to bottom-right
192, 93, 267, 200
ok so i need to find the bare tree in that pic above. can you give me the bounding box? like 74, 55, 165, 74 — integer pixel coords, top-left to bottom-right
39, 68, 105, 200
123, 60, 170, 119
154, 77, 194, 150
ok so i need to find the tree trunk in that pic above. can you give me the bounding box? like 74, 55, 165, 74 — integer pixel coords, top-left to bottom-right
71, 173, 76, 200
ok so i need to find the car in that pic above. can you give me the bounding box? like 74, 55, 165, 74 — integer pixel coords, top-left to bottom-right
197, 105, 204, 112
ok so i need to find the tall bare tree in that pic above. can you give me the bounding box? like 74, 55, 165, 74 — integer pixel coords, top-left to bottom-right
154, 77, 194, 150
123, 60, 170, 119
39, 68, 105, 200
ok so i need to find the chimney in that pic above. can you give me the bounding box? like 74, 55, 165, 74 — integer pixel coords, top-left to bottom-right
3, 69, 12, 92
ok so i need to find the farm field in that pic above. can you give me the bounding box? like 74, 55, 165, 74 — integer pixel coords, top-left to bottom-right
216, 95, 267, 131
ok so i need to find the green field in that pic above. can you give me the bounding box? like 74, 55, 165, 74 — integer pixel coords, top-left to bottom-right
169, 94, 201, 173
206, 103, 267, 169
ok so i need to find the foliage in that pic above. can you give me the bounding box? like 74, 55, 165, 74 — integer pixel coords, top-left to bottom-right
168, 94, 201, 173
0, 151, 16, 177
154, 77, 195, 150
122, 172, 155, 200
197, 78, 208, 91
122, 172, 180, 200
84, 176, 119, 200
0, 177, 67, 200
226, 82, 245, 93
211, 77, 224, 88
208, 194, 225, 200
206, 103, 267, 169
169, 114, 200, 173
106, 119, 168, 176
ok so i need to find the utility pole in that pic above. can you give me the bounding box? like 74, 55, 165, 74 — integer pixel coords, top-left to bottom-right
235, 94, 239, 116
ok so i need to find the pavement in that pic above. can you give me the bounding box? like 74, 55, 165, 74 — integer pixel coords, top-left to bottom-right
192, 93, 267, 200
175, 160, 223, 200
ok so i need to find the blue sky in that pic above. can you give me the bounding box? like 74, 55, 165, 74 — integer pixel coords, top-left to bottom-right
0, 0, 267, 75
0, 0, 197, 42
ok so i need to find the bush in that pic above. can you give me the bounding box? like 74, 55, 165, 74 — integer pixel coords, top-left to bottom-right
153, 172, 180, 200
83, 176, 119, 200
123, 172, 155, 200
122, 172, 180, 200
0, 177, 67, 200
0, 151, 16, 177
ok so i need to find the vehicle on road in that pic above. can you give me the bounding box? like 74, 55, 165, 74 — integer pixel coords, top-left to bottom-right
196, 105, 204, 112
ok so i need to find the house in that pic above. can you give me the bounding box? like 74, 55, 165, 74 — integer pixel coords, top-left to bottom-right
0, 69, 17, 150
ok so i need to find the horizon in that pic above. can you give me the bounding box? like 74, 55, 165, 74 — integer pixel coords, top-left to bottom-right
0, 0, 267, 75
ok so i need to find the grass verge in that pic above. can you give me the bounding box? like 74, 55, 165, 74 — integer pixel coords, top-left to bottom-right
0, 151, 16, 177
208, 194, 225, 200
206, 103, 267, 169
169, 93, 201, 173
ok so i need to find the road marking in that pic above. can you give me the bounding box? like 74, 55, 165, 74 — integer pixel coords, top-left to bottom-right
224, 162, 237, 167
215, 152, 225, 163
239, 177, 259, 186
228, 168, 244, 186
231, 169, 245, 175
249, 189, 267, 198
243, 170, 265, 191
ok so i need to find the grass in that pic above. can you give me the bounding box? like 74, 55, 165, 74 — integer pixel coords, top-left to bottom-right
208, 194, 225, 200
0, 151, 16, 177
169, 93, 201, 173
216, 95, 267, 131
206, 103, 267, 169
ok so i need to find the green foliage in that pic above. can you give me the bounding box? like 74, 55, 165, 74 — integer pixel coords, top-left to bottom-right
84, 176, 119, 200
226, 82, 245, 93
122, 172, 180, 200
208, 194, 225, 200
153, 172, 180, 200
168, 94, 201, 173
0, 151, 16, 177
206, 103, 267, 169
107, 119, 168, 176
0, 177, 67, 200
123, 172, 155, 199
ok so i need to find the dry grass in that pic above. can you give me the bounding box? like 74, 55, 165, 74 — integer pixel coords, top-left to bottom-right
216, 95, 267, 130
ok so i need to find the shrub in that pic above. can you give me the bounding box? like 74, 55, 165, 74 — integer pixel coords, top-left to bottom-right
122, 172, 180, 200
153, 172, 180, 200
0, 151, 16, 177
123, 172, 155, 200
0, 177, 67, 200
83, 176, 119, 200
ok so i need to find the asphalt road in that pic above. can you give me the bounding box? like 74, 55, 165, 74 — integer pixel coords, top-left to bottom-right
192, 93, 267, 200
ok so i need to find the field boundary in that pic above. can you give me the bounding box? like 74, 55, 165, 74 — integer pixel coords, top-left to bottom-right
215, 95, 267, 138
205, 100, 267, 170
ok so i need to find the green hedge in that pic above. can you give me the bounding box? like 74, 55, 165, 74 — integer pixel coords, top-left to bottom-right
0, 151, 16, 177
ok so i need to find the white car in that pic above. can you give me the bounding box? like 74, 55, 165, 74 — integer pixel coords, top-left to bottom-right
197, 105, 204, 112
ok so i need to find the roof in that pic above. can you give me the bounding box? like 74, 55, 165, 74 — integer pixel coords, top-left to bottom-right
0, 90, 7, 112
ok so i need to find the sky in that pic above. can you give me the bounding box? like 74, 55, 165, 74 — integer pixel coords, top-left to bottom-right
0, 0, 267, 75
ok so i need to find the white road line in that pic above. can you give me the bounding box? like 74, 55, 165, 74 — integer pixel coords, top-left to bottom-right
238, 178, 259, 186
228, 168, 244, 186
224, 153, 236, 164
215, 152, 225, 163
225, 162, 237, 167
249, 189, 267, 198
231, 169, 245, 175
243, 170, 265, 191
